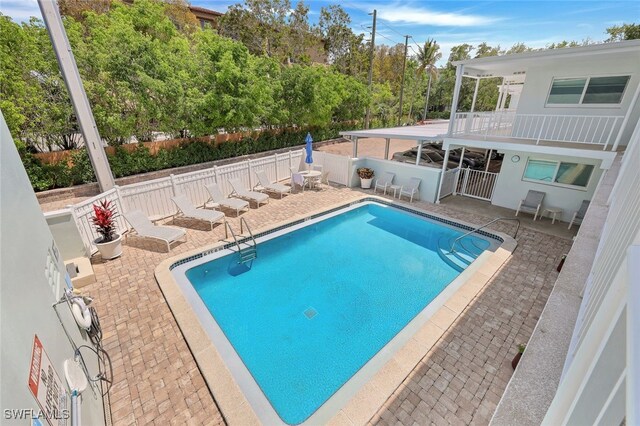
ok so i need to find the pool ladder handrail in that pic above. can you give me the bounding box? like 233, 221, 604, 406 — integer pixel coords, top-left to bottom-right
224, 218, 257, 264
449, 217, 520, 254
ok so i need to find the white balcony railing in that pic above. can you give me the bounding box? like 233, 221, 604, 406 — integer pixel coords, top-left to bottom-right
451, 111, 625, 149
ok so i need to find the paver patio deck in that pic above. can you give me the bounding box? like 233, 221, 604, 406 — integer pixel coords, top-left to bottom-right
58, 185, 573, 425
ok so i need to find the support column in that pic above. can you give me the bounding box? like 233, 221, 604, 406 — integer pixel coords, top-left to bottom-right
38, 0, 114, 192
352, 137, 359, 158
470, 78, 480, 112
384, 138, 390, 160
458, 147, 466, 168
415, 142, 423, 166
447, 65, 464, 136
496, 78, 505, 111
435, 145, 451, 204
485, 150, 492, 172
500, 81, 511, 110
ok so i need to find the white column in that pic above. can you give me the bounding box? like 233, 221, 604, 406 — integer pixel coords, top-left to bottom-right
435, 145, 451, 204
612, 81, 640, 151
495, 78, 505, 111
458, 147, 465, 168
384, 138, 390, 160
415, 142, 423, 166
447, 65, 464, 136
485, 151, 491, 172
471, 78, 480, 112
500, 82, 511, 110
352, 137, 358, 158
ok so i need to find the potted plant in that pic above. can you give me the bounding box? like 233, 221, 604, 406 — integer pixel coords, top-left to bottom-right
92, 200, 123, 260
511, 343, 526, 369
357, 167, 375, 189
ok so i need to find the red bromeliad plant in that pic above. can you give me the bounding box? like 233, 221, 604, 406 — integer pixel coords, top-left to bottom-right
92, 200, 118, 243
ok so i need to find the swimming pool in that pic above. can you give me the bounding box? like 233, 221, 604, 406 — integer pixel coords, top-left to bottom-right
169, 201, 502, 424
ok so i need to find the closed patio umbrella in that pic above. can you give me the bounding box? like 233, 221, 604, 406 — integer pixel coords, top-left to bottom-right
305, 132, 313, 170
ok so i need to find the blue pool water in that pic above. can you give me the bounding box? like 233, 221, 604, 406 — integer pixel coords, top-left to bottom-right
185, 203, 491, 424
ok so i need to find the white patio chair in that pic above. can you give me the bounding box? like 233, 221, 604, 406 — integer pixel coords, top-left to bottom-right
123, 210, 186, 252
374, 172, 395, 194
255, 170, 291, 198
568, 200, 590, 229
204, 183, 249, 216
171, 194, 225, 230
515, 190, 546, 220
399, 177, 421, 202
229, 178, 269, 207
290, 167, 305, 192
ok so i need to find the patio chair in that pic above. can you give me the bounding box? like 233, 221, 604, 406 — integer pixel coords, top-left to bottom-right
374, 172, 395, 194
123, 210, 186, 252
255, 170, 291, 198
228, 178, 269, 207
399, 177, 421, 202
320, 170, 330, 187
204, 183, 249, 216
568, 200, 590, 229
171, 194, 225, 230
290, 167, 305, 192
515, 190, 546, 220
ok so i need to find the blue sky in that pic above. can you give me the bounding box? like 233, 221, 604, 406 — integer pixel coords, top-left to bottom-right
2, 0, 638, 65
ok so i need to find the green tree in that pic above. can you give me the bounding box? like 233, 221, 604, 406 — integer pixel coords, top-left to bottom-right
606, 23, 640, 41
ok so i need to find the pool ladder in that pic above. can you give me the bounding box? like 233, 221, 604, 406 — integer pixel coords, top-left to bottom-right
224, 218, 257, 264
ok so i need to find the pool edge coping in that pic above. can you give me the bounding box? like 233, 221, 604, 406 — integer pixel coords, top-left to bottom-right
154, 195, 517, 426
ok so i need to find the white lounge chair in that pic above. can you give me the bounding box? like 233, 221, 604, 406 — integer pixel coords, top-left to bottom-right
123, 210, 186, 252
229, 178, 269, 207
515, 190, 546, 220
204, 183, 249, 216
255, 170, 291, 198
568, 200, 590, 229
171, 194, 225, 230
399, 177, 421, 202
374, 172, 395, 194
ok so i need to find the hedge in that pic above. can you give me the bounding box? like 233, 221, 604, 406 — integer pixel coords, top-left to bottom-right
21, 123, 355, 192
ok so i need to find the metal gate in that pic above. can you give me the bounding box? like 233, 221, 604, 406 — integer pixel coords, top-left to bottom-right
456, 168, 498, 201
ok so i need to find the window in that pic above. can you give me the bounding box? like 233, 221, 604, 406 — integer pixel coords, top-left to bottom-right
546, 75, 630, 105
523, 158, 594, 188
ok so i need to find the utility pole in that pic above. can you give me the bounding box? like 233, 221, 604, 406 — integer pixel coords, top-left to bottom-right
38, 0, 115, 191
397, 35, 409, 126
364, 10, 377, 129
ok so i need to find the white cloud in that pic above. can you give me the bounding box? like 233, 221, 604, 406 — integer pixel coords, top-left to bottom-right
376, 4, 498, 27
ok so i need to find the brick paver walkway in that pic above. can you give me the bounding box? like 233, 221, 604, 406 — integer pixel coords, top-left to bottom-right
70, 186, 571, 425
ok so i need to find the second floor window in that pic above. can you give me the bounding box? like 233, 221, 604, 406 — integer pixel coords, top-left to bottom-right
547, 75, 630, 106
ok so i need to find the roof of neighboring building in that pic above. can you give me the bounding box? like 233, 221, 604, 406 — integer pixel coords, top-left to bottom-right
189, 5, 224, 17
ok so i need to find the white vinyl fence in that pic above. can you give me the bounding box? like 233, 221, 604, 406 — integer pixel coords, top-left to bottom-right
62, 149, 355, 254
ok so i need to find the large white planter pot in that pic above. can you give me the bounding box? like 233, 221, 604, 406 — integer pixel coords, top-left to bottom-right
360, 177, 373, 189
95, 233, 123, 260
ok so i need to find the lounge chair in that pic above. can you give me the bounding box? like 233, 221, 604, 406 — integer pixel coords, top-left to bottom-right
568, 200, 590, 229
374, 172, 395, 194
123, 210, 186, 252
171, 194, 225, 230
255, 170, 291, 198
204, 183, 249, 216
399, 177, 421, 202
228, 178, 269, 207
515, 190, 546, 220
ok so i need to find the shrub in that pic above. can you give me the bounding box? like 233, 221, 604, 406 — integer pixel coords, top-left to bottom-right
24, 122, 356, 191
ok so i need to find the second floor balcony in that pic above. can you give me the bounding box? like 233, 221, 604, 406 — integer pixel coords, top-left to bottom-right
450, 111, 626, 150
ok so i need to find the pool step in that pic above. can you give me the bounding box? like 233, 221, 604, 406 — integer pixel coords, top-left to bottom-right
238, 246, 257, 264
436, 236, 480, 272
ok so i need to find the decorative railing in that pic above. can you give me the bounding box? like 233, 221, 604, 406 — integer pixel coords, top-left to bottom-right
451, 111, 625, 149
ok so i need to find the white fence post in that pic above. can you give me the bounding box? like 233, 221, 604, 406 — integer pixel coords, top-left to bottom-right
274, 153, 279, 181
247, 161, 253, 188
213, 165, 219, 183
288, 150, 293, 169
170, 174, 178, 195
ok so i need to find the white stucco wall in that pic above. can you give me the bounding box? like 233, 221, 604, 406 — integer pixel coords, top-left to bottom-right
516, 52, 640, 146
349, 157, 442, 202
491, 150, 604, 222
0, 112, 105, 425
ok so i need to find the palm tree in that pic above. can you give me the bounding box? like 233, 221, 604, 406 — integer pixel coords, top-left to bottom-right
416, 39, 442, 120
